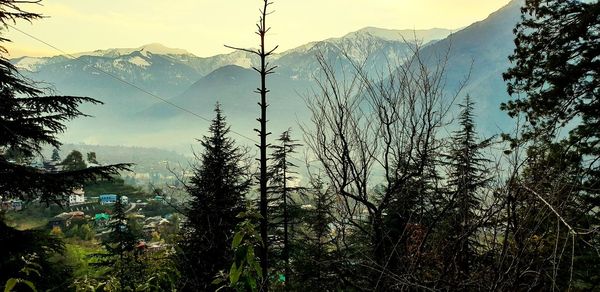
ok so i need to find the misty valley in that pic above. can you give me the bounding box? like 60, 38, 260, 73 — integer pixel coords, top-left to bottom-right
1, 0, 599, 291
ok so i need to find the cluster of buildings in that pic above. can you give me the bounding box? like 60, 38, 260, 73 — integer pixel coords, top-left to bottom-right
1, 199, 23, 211
99, 194, 129, 205
2, 158, 89, 212
48, 211, 86, 229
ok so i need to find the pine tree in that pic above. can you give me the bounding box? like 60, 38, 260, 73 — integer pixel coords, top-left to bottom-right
93, 195, 141, 290
502, 1, 600, 288
178, 103, 250, 291
0, 1, 128, 287
61, 150, 87, 171
87, 152, 98, 164
445, 95, 492, 284
51, 148, 61, 162
503, 0, 600, 156
0, 0, 127, 205
294, 176, 339, 291
267, 129, 302, 289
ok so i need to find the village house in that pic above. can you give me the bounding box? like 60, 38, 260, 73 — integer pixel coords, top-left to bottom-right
99, 194, 128, 205
1, 199, 23, 211
94, 213, 111, 227
48, 211, 85, 229
69, 188, 86, 205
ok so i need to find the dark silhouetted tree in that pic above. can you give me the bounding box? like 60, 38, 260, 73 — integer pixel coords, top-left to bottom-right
0, 0, 128, 288
443, 95, 492, 286
93, 195, 142, 290
502, 1, 600, 289
51, 148, 61, 162
268, 129, 302, 289
503, 0, 600, 156
61, 150, 87, 171
293, 176, 340, 291
87, 152, 98, 164
226, 1, 278, 285
178, 104, 250, 291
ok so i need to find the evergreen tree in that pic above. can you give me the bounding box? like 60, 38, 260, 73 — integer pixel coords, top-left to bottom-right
0, 0, 128, 288
294, 177, 340, 291
503, 0, 600, 156
51, 148, 61, 162
267, 129, 302, 288
87, 152, 98, 164
93, 195, 141, 290
502, 1, 600, 289
444, 95, 492, 285
178, 103, 250, 291
61, 150, 87, 171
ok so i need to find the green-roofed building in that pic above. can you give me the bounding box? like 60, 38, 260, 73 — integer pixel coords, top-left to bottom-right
94, 213, 110, 226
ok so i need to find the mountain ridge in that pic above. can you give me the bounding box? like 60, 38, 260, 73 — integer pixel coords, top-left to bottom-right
12, 26, 456, 63
9, 1, 524, 149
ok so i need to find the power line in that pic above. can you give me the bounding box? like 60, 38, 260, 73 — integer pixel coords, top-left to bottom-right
7, 24, 316, 168
7, 24, 259, 144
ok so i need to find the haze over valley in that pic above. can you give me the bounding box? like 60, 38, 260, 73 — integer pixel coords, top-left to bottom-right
12, 0, 521, 154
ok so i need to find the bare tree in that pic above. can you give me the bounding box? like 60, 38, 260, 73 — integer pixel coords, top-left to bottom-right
301, 41, 468, 289
225, 0, 278, 288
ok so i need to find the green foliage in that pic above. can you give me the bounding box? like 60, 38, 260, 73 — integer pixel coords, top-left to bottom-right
135, 251, 181, 292
501, 1, 600, 289
0, 218, 74, 291
66, 223, 96, 241
3, 253, 40, 292
178, 104, 251, 290
267, 129, 303, 287
66, 224, 80, 238
141, 200, 176, 218
4, 278, 37, 292
65, 242, 108, 280
51, 148, 61, 162
61, 150, 88, 171
215, 208, 264, 292
503, 0, 600, 156
79, 224, 95, 241
91, 195, 143, 290
71, 275, 120, 292
87, 152, 98, 164
442, 95, 493, 283
292, 177, 342, 291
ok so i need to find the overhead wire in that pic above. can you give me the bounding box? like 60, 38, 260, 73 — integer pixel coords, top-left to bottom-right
6, 24, 318, 168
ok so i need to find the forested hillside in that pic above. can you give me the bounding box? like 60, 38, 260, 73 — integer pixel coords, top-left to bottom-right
1, 0, 599, 291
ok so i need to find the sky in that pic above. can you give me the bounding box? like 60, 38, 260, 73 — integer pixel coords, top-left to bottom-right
4, 0, 512, 58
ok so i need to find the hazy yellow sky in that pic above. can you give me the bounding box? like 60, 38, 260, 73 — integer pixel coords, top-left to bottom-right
4, 0, 512, 58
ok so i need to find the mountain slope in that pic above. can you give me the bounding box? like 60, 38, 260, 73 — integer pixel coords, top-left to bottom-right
140, 64, 313, 139
418, 0, 523, 134
9, 6, 523, 148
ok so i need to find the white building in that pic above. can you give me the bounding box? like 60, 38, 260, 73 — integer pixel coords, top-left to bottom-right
69, 188, 85, 205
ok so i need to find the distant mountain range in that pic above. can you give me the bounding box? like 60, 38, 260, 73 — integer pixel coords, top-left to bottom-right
12, 0, 522, 152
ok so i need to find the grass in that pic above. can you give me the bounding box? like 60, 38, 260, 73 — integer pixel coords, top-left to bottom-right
4, 210, 49, 230
65, 239, 108, 278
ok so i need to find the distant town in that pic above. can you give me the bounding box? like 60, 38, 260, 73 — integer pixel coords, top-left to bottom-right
2, 149, 183, 256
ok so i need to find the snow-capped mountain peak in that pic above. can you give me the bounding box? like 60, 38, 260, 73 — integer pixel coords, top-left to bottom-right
137, 43, 190, 56
340, 27, 456, 44
70, 43, 192, 58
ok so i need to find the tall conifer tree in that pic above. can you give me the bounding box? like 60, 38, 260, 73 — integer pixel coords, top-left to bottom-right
178, 103, 250, 291
268, 129, 302, 289
93, 195, 141, 290
445, 95, 492, 283
0, 0, 128, 287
